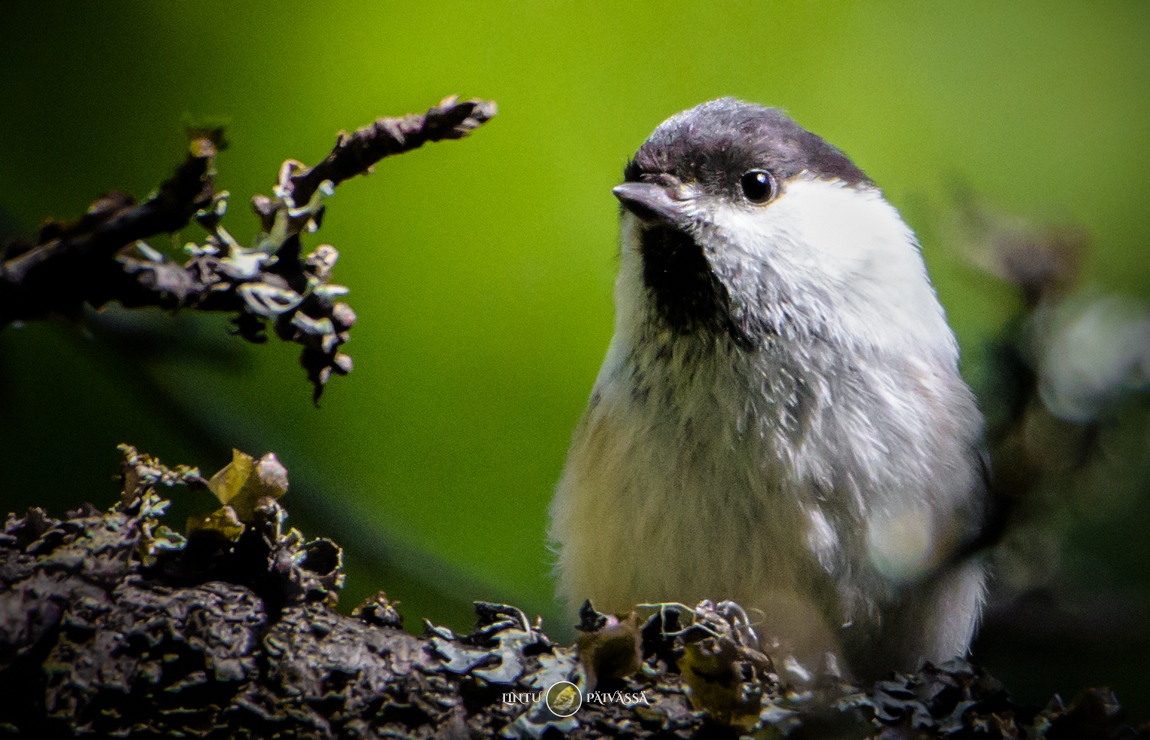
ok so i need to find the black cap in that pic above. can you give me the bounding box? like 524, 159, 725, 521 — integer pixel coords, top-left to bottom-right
623, 98, 872, 194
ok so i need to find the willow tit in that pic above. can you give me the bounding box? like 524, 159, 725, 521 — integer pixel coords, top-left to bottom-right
550, 99, 988, 678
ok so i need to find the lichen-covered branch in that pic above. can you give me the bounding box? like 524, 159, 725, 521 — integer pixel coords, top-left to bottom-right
0, 96, 497, 401
0, 447, 1142, 738
0, 139, 217, 315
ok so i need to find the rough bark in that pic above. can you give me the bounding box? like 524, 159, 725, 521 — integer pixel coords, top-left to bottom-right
0, 447, 1144, 739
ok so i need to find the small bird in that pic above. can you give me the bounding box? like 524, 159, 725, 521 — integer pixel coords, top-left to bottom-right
550, 98, 988, 678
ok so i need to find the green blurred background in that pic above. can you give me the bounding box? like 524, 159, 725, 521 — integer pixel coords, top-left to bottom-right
2, 0, 1148, 719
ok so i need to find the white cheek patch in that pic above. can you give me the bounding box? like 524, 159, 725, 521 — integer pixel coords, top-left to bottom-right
716, 182, 876, 282
709, 178, 957, 356
714, 178, 914, 279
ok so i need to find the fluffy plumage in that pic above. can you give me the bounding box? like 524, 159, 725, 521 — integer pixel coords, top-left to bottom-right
550, 98, 988, 678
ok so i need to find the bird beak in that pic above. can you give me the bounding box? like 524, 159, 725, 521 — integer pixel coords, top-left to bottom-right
612, 182, 689, 226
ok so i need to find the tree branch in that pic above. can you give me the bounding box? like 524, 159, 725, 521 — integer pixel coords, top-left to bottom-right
0, 97, 497, 401
0, 139, 216, 315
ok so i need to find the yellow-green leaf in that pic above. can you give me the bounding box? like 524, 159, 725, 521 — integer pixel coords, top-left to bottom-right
207, 450, 289, 522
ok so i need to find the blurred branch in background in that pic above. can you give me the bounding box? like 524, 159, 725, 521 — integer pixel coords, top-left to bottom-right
0, 97, 497, 401
950, 187, 1150, 705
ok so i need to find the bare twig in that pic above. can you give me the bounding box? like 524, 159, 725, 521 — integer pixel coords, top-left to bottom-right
286, 96, 497, 210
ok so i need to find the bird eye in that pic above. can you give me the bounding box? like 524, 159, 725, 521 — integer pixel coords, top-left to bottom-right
740, 170, 775, 203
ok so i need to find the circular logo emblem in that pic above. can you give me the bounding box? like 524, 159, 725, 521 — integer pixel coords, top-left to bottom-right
545, 681, 582, 717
